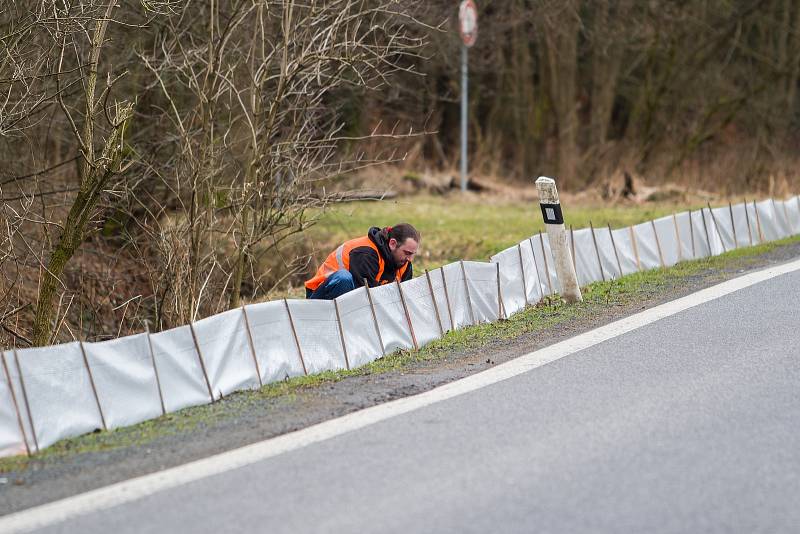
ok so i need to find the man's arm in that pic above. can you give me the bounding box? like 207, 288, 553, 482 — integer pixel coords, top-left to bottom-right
349, 247, 381, 288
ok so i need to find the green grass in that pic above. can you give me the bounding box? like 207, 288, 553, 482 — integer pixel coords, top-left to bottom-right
309, 194, 700, 272
3, 233, 796, 473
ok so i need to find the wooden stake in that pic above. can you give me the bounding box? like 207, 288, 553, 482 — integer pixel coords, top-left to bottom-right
333, 299, 350, 370
672, 213, 683, 261
528, 237, 544, 300
79, 340, 107, 431
700, 207, 712, 256
188, 323, 215, 402
2, 352, 30, 456
589, 221, 606, 281
459, 261, 477, 325
753, 200, 764, 243
517, 244, 529, 305
743, 199, 753, 246
496, 262, 503, 319
728, 203, 738, 249
145, 325, 166, 416
395, 280, 419, 350
689, 211, 696, 258
425, 270, 444, 337
650, 220, 666, 268
707, 202, 727, 253
629, 226, 642, 271
363, 282, 386, 356
570, 225, 577, 274
283, 299, 308, 375
14, 349, 39, 453
241, 306, 263, 387
439, 270, 455, 332
608, 223, 623, 278
538, 231, 555, 295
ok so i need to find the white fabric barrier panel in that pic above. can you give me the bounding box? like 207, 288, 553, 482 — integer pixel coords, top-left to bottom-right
631, 222, 662, 269
83, 333, 163, 429
337, 287, 384, 368
370, 283, 415, 353
149, 325, 212, 413
2, 351, 35, 453
773, 199, 794, 237
652, 216, 680, 267
441, 262, 473, 329
610, 226, 641, 275
287, 299, 347, 374
13, 343, 103, 450
491, 245, 527, 318
428, 267, 456, 333
704, 208, 726, 256
572, 228, 602, 286
244, 300, 306, 383
730, 202, 755, 248
0, 353, 27, 456
784, 196, 800, 235
709, 206, 735, 252
754, 199, 781, 241
690, 210, 713, 257
530, 233, 559, 294
191, 309, 260, 398
743, 202, 759, 244
400, 275, 443, 348
520, 238, 544, 304
673, 211, 694, 262
463, 261, 501, 324
593, 226, 623, 278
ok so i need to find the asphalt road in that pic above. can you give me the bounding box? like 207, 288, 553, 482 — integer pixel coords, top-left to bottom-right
20, 268, 800, 533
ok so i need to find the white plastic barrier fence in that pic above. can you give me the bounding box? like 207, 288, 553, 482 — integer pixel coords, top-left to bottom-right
83, 333, 164, 429
336, 287, 385, 368
2, 197, 799, 457
245, 300, 306, 382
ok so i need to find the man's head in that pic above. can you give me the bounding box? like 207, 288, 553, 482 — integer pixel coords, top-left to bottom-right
386, 223, 420, 266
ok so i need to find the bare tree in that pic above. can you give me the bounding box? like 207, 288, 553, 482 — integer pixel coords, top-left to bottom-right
136, 0, 427, 327
25, 1, 143, 346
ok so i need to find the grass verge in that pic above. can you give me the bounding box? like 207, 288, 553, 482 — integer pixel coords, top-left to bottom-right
2, 235, 798, 473
307, 195, 702, 272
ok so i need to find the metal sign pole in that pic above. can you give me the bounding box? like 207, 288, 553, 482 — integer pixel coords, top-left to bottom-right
460, 44, 468, 192
458, 0, 477, 193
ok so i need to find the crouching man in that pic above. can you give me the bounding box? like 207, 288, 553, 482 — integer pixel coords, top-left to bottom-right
305, 223, 420, 299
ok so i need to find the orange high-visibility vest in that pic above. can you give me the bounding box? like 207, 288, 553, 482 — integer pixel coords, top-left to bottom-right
305, 235, 409, 291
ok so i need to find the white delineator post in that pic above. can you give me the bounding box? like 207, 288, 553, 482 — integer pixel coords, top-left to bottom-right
535, 176, 582, 303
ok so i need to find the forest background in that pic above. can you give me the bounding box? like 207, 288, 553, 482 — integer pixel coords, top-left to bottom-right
1, 0, 799, 348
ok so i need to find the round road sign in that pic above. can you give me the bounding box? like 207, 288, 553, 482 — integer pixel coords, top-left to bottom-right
459, 0, 478, 48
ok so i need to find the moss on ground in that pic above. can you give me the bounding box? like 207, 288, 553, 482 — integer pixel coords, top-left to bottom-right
1, 235, 797, 473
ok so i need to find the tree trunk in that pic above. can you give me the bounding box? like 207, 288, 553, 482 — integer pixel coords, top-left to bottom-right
589, 0, 626, 149
541, 1, 580, 188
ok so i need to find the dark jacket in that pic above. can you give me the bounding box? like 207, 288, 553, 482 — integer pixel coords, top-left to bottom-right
350, 226, 413, 288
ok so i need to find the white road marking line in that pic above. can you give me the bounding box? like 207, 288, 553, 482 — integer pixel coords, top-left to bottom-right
3, 258, 800, 533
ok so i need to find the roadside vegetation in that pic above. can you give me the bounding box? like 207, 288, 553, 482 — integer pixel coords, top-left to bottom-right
3, 234, 797, 473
